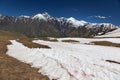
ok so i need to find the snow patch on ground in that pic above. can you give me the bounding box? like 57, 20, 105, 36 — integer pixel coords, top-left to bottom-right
57, 37, 120, 44
96, 28, 120, 38
7, 39, 120, 80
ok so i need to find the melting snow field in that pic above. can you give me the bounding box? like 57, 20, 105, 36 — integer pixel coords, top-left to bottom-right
7, 38, 120, 80
57, 37, 120, 44
96, 28, 120, 38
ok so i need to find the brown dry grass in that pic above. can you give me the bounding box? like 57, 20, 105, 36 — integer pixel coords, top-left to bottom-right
95, 37, 120, 38
91, 41, 120, 47
0, 30, 49, 80
106, 60, 120, 64
17, 38, 50, 48
39, 37, 58, 42
62, 40, 79, 43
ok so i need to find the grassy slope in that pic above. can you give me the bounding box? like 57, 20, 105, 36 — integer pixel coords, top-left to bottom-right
0, 30, 49, 80
91, 41, 120, 47
61, 39, 79, 43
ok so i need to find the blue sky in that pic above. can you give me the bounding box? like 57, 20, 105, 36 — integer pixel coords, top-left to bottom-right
0, 0, 120, 25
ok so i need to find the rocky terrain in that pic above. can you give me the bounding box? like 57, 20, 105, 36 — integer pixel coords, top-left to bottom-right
0, 13, 118, 37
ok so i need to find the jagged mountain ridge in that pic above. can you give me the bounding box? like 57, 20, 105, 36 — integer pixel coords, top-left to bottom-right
0, 12, 118, 37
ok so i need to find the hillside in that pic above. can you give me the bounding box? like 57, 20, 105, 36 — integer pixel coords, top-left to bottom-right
0, 30, 49, 80
0, 13, 118, 38
96, 28, 120, 38
6, 37, 120, 80
1, 30, 120, 80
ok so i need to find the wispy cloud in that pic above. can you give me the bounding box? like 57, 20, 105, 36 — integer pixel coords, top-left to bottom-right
88, 15, 111, 19
94, 16, 106, 19
72, 8, 79, 12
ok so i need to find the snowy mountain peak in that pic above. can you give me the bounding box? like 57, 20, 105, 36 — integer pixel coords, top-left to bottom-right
19, 15, 30, 18
15, 12, 118, 29
32, 13, 47, 20
0, 14, 5, 20
0, 14, 2, 16
42, 12, 50, 17
0, 14, 5, 17
57, 17, 67, 21
59, 17, 67, 19
42, 12, 54, 20
67, 17, 88, 27
99, 23, 113, 26
67, 17, 77, 22
90, 22, 118, 27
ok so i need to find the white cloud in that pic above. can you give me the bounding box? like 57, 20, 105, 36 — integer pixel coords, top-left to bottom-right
88, 15, 111, 19
72, 8, 79, 11
94, 16, 106, 19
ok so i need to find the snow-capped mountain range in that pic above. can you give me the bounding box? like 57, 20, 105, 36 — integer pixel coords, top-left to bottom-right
20, 12, 117, 27
0, 12, 119, 37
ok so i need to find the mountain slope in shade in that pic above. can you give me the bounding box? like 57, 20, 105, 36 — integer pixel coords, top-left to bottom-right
96, 28, 120, 38
0, 12, 118, 37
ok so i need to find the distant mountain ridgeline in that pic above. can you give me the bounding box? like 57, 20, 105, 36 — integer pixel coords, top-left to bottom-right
0, 13, 118, 38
